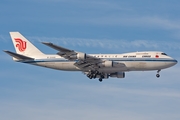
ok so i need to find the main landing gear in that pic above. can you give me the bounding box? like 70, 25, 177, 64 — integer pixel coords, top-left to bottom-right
98, 75, 105, 82
99, 78, 103, 82
86, 70, 104, 82
156, 70, 161, 78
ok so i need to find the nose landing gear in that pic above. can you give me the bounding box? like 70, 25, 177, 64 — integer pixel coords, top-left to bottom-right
156, 70, 161, 78
156, 74, 160, 78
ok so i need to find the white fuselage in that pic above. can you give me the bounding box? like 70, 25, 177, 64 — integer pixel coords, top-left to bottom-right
6, 32, 177, 81
22, 51, 177, 73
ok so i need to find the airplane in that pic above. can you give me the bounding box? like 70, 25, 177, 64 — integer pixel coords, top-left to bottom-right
4, 32, 178, 82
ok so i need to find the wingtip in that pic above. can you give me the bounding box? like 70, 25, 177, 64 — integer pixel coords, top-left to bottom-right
3, 50, 9, 53
41, 42, 52, 45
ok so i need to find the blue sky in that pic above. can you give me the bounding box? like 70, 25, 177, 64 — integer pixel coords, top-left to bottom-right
0, 0, 180, 120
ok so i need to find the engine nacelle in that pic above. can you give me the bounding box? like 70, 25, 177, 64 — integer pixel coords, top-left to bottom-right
100, 61, 113, 67
99, 61, 123, 68
69, 55, 78, 59
77, 52, 86, 60
110, 72, 125, 78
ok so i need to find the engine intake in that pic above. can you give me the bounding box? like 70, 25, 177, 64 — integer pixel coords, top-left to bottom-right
77, 52, 86, 60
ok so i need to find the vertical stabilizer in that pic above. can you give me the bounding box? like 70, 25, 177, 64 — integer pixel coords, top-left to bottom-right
10, 32, 44, 56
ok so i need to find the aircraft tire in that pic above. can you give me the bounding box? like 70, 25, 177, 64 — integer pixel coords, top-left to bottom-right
156, 74, 160, 78
99, 78, 103, 82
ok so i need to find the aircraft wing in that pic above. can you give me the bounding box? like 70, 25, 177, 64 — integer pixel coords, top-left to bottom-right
42, 42, 106, 70
74, 55, 102, 70
42, 42, 78, 60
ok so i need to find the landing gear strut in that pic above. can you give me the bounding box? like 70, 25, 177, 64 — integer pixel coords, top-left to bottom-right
99, 75, 104, 82
156, 70, 161, 78
87, 70, 104, 82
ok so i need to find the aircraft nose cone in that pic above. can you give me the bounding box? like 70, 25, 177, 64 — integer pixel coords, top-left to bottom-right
171, 59, 178, 66
165, 59, 178, 68
174, 59, 178, 65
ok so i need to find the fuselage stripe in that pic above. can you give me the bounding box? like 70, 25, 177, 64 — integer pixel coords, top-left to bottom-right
21, 58, 177, 63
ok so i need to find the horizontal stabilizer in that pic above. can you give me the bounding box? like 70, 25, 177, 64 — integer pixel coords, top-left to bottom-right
4, 50, 34, 60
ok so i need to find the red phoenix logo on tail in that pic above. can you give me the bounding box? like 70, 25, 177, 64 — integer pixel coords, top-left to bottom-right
15, 38, 27, 52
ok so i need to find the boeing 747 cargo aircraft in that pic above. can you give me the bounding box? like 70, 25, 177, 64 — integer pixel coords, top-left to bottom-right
4, 32, 178, 82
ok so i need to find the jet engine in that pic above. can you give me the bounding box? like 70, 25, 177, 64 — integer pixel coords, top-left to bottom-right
98, 61, 113, 67
77, 52, 86, 60
99, 61, 122, 68
69, 52, 86, 60
110, 72, 125, 78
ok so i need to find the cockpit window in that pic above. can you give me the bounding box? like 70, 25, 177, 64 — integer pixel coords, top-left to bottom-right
161, 53, 167, 56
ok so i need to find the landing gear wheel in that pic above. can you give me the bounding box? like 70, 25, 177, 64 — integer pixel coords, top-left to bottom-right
87, 74, 90, 78
156, 70, 161, 78
93, 74, 97, 79
89, 75, 93, 79
156, 74, 160, 78
95, 70, 99, 74
99, 78, 103, 82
